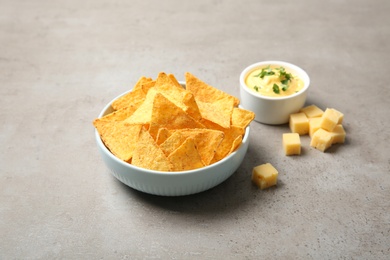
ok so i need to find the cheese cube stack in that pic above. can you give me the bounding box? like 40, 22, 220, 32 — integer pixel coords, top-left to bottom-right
309, 108, 346, 152
283, 133, 301, 155
286, 105, 346, 154
252, 163, 278, 190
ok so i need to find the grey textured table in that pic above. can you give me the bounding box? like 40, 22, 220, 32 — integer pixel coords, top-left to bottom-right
1, 0, 389, 259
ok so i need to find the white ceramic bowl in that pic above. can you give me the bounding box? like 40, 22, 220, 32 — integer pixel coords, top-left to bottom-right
95, 84, 250, 196
239, 61, 310, 125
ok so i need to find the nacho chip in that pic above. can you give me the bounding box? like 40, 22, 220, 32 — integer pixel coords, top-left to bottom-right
155, 128, 172, 146
159, 131, 187, 156
148, 93, 205, 139
159, 128, 223, 165
196, 97, 234, 128
155, 72, 181, 90
168, 73, 183, 89
154, 78, 202, 120
231, 107, 255, 128
230, 134, 243, 154
111, 77, 153, 110
111, 88, 145, 111
93, 120, 142, 162
181, 91, 202, 121
201, 118, 245, 162
154, 83, 186, 108
99, 105, 138, 122
132, 128, 173, 171
168, 137, 205, 171
177, 128, 224, 165
124, 88, 159, 125
185, 72, 240, 106
139, 79, 156, 94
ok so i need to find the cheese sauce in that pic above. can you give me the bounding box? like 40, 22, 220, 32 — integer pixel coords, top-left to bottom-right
245, 66, 304, 97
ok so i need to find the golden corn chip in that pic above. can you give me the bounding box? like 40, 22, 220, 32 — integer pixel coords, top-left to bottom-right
154, 83, 186, 109
185, 72, 240, 106
230, 134, 243, 154
196, 97, 234, 129
168, 138, 205, 171
111, 88, 145, 111
111, 77, 153, 111
160, 128, 224, 165
178, 128, 224, 166
168, 73, 183, 89
155, 128, 172, 146
139, 79, 156, 93
181, 91, 202, 121
216, 125, 245, 161
201, 118, 245, 162
231, 107, 255, 128
132, 128, 173, 171
124, 88, 158, 125
154, 78, 202, 121
99, 104, 138, 122
155, 72, 181, 90
148, 93, 205, 139
93, 120, 142, 162
133, 76, 153, 92
159, 131, 187, 156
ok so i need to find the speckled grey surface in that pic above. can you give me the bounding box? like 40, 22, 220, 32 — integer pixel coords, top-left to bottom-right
1, 0, 389, 259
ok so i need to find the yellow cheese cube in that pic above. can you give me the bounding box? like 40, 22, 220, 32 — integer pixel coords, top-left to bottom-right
330, 108, 344, 124
320, 108, 340, 132
300, 105, 324, 118
331, 124, 346, 144
310, 128, 333, 152
283, 133, 301, 155
252, 163, 278, 190
309, 117, 322, 137
289, 112, 309, 135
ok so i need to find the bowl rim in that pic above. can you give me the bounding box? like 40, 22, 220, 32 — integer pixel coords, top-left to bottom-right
239, 60, 310, 101
95, 83, 250, 176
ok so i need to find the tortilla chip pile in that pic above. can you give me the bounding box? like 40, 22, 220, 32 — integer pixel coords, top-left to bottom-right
93, 72, 255, 172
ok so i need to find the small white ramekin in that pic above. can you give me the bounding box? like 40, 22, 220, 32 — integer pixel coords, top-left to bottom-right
239, 61, 310, 125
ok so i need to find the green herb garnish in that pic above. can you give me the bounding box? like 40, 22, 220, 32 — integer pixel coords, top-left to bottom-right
253, 65, 275, 79
273, 84, 280, 94
254, 86, 259, 92
277, 66, 293, 83
281, 79, 289, 85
